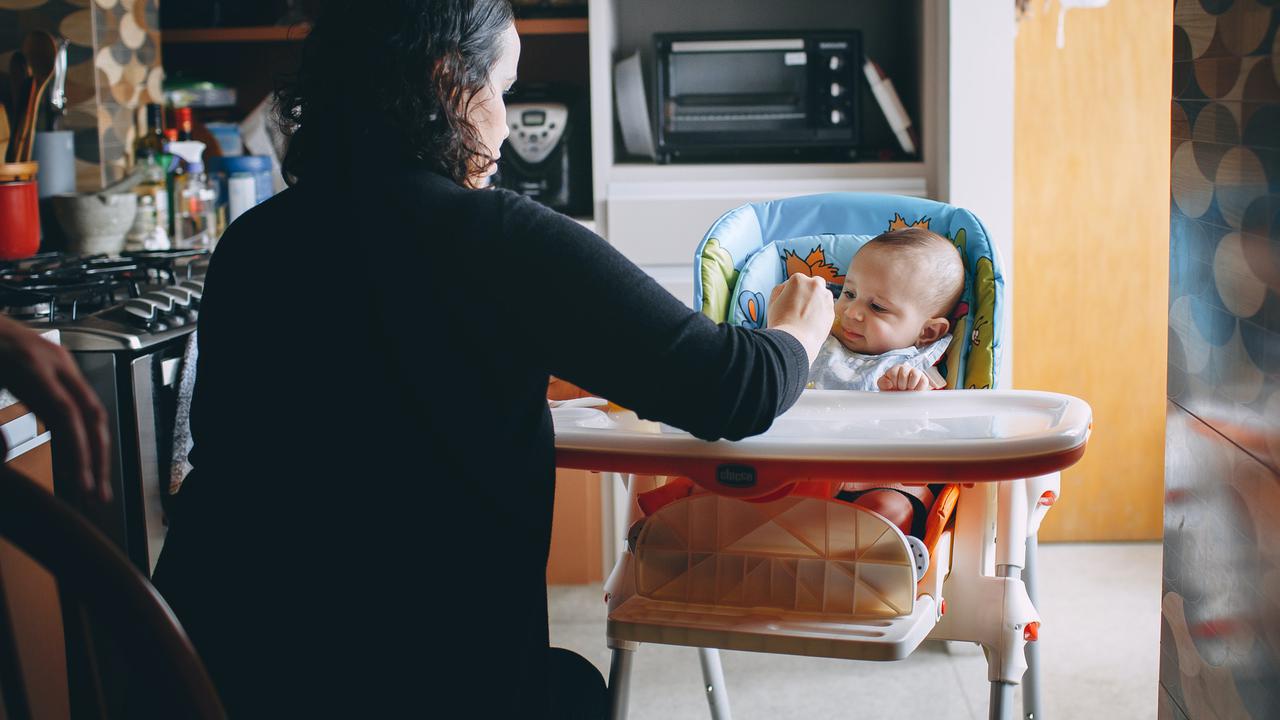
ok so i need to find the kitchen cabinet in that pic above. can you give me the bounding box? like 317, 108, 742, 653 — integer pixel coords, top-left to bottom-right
547, 469, 603, 584
0, 400, 69, 720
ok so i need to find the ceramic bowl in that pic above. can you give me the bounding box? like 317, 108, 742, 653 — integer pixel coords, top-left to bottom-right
51, 191, 138, 256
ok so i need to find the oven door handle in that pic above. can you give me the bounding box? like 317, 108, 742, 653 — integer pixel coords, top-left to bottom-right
160, 357, 182, 388
2, 412, 51, 462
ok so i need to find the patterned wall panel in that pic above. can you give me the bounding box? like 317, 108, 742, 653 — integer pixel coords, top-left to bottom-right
0, 0, 161, 190
1167, 1, 1280, 718
91, 0, 162, 185
1163, 404, 1280, 718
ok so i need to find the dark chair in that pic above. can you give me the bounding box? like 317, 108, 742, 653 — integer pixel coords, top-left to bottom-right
0, 465, 225, 720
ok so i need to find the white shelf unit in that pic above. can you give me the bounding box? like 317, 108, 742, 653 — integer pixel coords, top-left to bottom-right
586, 0, 1012, 269
587, 0, 938, 266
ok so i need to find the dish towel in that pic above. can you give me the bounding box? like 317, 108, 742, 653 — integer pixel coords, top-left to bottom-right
169, 330, 198, 494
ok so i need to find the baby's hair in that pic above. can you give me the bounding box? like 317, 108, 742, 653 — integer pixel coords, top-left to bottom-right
862, 227, 965, 318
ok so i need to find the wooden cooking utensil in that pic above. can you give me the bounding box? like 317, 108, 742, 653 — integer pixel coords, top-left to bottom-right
0, 102, 9, 163
17, 30, 58, 162
5, 52, 28, 164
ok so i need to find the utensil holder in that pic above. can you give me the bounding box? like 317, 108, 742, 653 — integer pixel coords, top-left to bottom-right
0, 161, 40, 260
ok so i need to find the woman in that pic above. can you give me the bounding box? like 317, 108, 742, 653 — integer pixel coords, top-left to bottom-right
152, 1, 832, 716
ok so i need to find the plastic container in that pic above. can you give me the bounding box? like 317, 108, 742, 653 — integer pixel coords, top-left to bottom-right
227, 172, 256, 224
207, 155, 273, 220
0, 162, 41, 260
205, 122, 243, 156
31, 131, 75, 198
167, 141, 216, 247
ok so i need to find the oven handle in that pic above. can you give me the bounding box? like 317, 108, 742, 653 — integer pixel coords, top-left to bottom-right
160, 357, 182, 388
669, 38, 804, 53
1, 412, 51, 462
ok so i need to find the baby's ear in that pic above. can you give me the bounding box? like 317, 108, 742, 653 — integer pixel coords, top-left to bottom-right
917, 317, 950, 344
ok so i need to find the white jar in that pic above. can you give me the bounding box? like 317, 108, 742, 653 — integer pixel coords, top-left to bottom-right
227, 172, 257, 225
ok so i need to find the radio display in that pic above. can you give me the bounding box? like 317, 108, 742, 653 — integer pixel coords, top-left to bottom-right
522, 110, 546, 126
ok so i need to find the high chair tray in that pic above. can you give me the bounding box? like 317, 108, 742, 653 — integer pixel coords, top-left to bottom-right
554, 389, 1091, 497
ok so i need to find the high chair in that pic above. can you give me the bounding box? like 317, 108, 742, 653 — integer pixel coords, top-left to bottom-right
551, 193, 1091, 720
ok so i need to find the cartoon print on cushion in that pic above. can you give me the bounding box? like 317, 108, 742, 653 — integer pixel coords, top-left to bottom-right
951, 227, 967, 258
941, 315, 966, 389
700, 238, 739, 323
781, 246, 844, 286
738, 290, 766, 329
965, 256, 998, 389
931, 227, 973, 388
888, 213, 931, 232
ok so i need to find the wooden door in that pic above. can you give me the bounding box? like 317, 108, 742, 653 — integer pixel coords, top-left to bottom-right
1013, 2, 1173, 541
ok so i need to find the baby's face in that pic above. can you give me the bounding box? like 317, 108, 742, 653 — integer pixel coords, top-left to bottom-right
832, 248, 938, 355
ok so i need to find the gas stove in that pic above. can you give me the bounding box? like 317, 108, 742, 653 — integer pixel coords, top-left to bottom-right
0, 250, 209, 351
2, 249, 213, 575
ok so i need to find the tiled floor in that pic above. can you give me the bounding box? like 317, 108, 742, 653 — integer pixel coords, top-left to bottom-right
549, 542, 1162, 719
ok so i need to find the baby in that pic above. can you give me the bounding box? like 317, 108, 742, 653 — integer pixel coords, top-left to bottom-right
631, 227, 965, 576
814, 226, 965, 541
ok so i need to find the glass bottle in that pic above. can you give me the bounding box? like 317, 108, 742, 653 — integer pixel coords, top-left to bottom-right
132, 103, 166, 168
129, 103, 171, 250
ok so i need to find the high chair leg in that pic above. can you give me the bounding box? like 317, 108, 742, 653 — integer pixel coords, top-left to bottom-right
1022, 535, 1043, 720
608, 647, 634, 720
989, 681, 1016, 720
697, 648, 732, 720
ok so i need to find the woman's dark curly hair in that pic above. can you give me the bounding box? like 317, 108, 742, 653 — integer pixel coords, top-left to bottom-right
276, 0, 514, 186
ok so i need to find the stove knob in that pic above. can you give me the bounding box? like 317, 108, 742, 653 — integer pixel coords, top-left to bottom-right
140, 291, 174, 314
156, 288, 192, 310
157, 288, 197, 322
830, 82, 845, 98
178, 280, 204, 303
828, 55, 843, 72
123, 299, 158, 327
830, 109, 846, 125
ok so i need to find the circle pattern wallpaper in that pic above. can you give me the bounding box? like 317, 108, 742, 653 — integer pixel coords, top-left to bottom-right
1168, 2, 1280, 718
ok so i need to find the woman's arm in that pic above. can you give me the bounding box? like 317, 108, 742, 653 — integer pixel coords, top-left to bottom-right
501, 192, 830, 441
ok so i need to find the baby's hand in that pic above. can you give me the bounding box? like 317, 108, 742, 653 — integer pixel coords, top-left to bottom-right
877, 365, 933, 392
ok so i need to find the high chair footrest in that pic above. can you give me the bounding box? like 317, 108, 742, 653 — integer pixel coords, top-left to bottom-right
607, 594, 938, 662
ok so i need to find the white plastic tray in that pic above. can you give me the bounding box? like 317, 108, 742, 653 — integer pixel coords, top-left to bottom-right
552, 389, 1092, 490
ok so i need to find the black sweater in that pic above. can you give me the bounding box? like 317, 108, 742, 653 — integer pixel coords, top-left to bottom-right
152, 162, 807, 716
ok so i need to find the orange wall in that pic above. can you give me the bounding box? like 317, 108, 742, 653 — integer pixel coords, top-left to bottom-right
1014, 1, 1172, 541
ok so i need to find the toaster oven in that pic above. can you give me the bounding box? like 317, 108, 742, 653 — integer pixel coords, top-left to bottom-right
653, 31, 862, 163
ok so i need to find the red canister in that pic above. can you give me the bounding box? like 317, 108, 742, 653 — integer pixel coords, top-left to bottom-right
0, 162, 40, 260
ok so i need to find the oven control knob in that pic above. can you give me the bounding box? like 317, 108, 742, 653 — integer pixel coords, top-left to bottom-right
140, 292, 174, 314
156, 288, 192, 310
828, 55, 843, 72
830, 109, 846, 125
177, 280, 204, 306
156, 288, 197, 321
830, 82, 845, 98
123, 299, 157, 327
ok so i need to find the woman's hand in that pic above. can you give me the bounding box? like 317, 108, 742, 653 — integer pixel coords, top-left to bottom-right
0, 315, 111, 502
877, 364, 933, 392
766, 275, 835, 366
